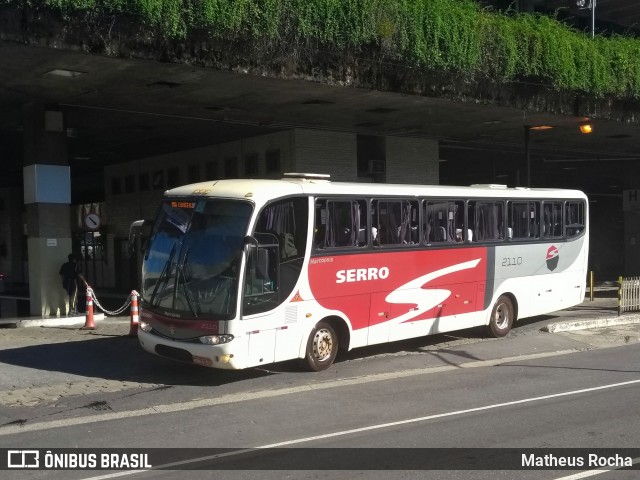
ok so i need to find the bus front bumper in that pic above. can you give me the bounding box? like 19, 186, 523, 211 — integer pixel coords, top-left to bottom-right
138, 329, 246, 370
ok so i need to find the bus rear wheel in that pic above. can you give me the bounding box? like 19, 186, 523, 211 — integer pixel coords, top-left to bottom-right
303, 321, 338, 371
488, 295, 514, 338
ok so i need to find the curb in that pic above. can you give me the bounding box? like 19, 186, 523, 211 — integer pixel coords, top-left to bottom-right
1, 313, 107, 328
542, 314, 640, 333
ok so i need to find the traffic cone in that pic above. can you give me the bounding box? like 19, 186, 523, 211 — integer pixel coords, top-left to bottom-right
82, 286, 96, 330
128, 290, 139, 336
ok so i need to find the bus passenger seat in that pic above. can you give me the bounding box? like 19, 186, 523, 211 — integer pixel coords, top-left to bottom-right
358, 228, 366, 245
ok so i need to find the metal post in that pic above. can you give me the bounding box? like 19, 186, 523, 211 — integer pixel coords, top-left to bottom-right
591, 0, 596, 38
524, 125, 531, 188
589, 270, 594, 301
618, 275, 622, 316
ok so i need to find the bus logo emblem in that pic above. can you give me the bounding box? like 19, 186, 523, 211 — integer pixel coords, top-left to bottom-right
546, 246, 559, 271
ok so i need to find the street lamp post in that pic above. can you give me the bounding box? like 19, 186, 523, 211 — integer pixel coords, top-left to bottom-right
523, 124, 554, 188
591, 0, 596, 38
577, 0, 596, 38
524, 125, 531, 188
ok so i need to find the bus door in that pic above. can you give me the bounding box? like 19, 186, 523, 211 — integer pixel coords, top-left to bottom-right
243, 196, 310, 365
243, 234, 280, 367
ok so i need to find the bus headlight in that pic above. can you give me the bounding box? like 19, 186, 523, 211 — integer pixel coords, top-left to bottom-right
199, 334, 234, 345
139, 320, 152, 332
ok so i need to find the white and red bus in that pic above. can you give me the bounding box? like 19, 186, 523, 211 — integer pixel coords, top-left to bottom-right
134, 173, 588, 371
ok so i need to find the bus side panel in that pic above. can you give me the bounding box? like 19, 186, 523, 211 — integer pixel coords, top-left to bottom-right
308, 248, 488, 347
492, 237, 587, 319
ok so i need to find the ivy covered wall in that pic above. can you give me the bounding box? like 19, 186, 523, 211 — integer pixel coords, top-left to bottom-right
2, 0, 640, 100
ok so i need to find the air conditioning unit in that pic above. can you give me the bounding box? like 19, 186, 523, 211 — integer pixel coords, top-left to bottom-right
368, 160, 385, 174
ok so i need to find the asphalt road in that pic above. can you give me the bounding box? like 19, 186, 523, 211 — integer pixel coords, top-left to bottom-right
1, 314, 639, 479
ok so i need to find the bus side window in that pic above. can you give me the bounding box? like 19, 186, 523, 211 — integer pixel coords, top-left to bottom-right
470, 201, 504, 241
372, 199, 417, 247
529, 202, 540, 238
320, 199, 367, 248
245, 196, 309, 315
543, 201, 563, 238
424, 200, 462, 244
565, 201, 585, 237
509, 201, 540, 240
314, 200, 328, 249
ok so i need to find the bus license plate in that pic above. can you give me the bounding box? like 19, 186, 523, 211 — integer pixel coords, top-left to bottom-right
192, 356, 212, 367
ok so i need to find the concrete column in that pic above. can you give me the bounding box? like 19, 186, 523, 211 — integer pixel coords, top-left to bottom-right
292, 129, 358, 181
385, 136, 439, 185
23, 103, 71, 317
623, 189, 640, 276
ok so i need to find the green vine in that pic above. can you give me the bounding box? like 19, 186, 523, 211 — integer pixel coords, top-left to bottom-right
3, 0, 640, 98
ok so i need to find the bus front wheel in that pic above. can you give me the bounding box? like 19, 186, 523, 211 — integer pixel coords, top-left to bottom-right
488, 295, 514, 338
303, 321, 338, 371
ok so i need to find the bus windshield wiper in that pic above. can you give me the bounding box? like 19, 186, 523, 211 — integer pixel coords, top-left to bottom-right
175, 247, 198, 317
150, 242, 177, 306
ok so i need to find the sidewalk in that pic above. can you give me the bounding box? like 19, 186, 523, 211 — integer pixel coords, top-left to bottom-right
0, 288, 132, 327
542, 295, 640, 332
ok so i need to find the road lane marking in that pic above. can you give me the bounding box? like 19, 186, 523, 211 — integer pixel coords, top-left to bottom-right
0, 348, 582, 436
79, 377, 640, 479
553, 456, 640, 479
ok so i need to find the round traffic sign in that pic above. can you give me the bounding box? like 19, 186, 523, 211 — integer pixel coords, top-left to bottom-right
84, 213, 101, 230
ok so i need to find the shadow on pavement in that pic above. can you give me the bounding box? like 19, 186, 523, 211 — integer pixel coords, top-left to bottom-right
0, 306, 590, 383
0, 337, 274, 387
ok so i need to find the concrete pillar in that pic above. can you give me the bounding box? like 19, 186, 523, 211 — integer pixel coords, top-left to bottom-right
0, 187, 24, 284
623, 189, 640, 276
23, 103, 71, 317
385, 136, 439, 185
292, 129, 358, 181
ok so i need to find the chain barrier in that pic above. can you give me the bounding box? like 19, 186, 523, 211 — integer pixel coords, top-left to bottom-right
90, 290, 132, 316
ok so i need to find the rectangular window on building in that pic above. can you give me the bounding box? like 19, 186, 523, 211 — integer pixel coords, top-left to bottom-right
244, 153, 259, 176
224, 157, 238, 179
111, 177, 122, 195
266, 149, 281, 174
205, 161, 218, 180
124, 175, 135, 194
188, 164, 200, 183
152, 170, 164, 190
139, 173, 150, 191
167, 167, 180, 188
357, 134, 386, 182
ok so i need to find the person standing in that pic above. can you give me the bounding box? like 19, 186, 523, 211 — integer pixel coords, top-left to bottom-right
59, 254, 87, 316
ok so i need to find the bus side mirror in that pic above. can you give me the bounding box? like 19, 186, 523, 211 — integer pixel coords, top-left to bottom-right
243, 235, 259, 248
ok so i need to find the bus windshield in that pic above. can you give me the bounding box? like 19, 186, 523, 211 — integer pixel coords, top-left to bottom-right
142, 199, 253, 319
